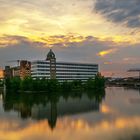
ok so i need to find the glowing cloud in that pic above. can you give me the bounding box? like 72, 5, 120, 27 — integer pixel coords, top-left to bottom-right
98, 48, 117, 57
0, 36, 20, 48
0, 0, 140, 44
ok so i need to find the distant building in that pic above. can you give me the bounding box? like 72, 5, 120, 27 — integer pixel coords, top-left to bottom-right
128, 68, 140, 80
4, 60, 31, 79
4, 66, 12, 79
31, 49, 98, 81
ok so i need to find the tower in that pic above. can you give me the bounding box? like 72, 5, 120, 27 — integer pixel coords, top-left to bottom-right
46, 49, 56, 79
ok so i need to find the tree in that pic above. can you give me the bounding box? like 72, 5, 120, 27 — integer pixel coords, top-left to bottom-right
0, 79, 4, 87
10, 77, 21, 91
94, 72, 105, 88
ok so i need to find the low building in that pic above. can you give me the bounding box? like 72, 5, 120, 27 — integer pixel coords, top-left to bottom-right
31, 50, 98, 81
4, 60, 31, 79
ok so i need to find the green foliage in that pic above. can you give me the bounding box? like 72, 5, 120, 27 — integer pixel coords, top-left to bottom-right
0, 79, 4, 87
94, 72, 105, 88
61, 81, 72, 92
21, 77, 33, 91
5, 78, 11, 89
86, 78, 95, 90
5, 77, 21, 91
5, 73, 105, 92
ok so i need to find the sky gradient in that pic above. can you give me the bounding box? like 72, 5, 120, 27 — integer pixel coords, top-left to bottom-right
0, 0, 140, 77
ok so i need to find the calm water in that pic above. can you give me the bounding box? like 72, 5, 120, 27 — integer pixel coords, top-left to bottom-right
0, 87, 140, 140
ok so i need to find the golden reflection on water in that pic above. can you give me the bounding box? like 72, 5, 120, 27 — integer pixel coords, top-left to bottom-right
0, 116, 140, 140
100, 104, 113, 114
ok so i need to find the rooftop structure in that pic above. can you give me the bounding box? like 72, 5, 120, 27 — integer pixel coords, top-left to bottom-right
46, 49, 56, 61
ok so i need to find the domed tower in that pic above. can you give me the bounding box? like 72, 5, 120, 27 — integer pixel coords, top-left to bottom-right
46, 49, 56, 61
46, 49, 56, 79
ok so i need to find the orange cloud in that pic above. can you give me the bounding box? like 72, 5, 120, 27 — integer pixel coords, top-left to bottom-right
0, 36, 20, 47
37, 34, 86, 47
98, 48, 117, 57
103, 62, 113, 65
0, 34, 87, 48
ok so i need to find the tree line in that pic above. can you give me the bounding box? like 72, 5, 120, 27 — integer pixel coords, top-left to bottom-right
5, 73, 105, 92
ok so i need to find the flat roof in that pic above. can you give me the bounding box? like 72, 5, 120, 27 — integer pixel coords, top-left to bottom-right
31, 60, 98, 65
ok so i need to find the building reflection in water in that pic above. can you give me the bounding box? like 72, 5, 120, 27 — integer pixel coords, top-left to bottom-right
2, 90, 105, 129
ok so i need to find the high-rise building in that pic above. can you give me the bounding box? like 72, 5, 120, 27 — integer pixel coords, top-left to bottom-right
31, 50, 98, 81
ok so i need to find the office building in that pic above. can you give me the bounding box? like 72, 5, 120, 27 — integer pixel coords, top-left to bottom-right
31, 49, 98, 81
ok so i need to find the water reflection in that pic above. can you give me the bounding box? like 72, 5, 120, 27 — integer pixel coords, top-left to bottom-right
2, 90, 105, 129
0, 87, 140, 140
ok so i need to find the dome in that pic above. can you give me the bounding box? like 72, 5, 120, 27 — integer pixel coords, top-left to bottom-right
46, 49, 55, 60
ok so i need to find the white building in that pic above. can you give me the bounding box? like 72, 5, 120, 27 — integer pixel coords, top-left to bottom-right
31, 50, 98, 81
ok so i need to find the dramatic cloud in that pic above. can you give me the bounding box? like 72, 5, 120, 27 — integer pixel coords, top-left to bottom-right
94, 0, 140, 28
0, 34, 140, 77
1, 0, 139, 43
0, 0, 140, 77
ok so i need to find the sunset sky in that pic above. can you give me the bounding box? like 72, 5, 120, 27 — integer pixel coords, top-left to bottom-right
0, 0, 140, 77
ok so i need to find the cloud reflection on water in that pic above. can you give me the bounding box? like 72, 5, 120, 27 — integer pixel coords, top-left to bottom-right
0, 116, 140, 140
